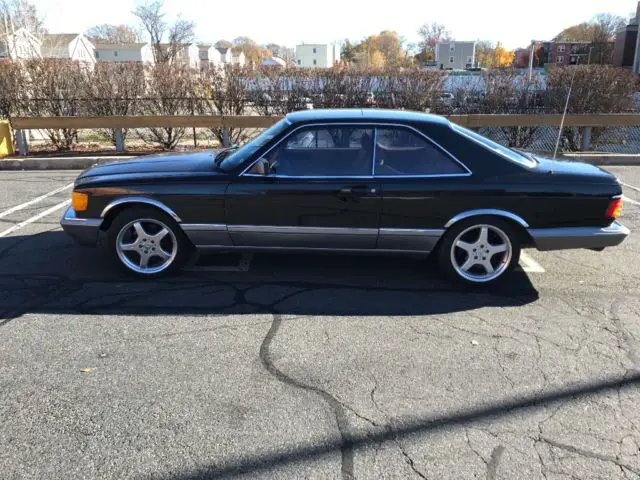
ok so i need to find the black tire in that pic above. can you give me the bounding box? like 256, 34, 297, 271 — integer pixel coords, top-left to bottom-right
437, 216, 521, 286
107, 207, 191, 278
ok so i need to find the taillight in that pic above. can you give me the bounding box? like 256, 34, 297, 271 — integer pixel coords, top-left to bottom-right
606, 197, 623, 219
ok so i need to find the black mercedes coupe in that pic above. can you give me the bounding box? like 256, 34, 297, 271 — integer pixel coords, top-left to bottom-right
61, 109, 629, 285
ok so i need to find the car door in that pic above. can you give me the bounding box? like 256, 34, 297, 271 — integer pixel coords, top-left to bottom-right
225, 124, 381, 249
374, 126, 472, 252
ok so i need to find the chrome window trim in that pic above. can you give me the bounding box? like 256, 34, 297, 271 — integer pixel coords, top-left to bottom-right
240, 122, 472, 179
100, 197, 181, 222
371, 128, 378, 177
444, 209, 529, 229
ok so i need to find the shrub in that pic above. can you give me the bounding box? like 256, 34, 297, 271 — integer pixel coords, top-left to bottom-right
135, 63, 196, 150
0, 59, 26, 119
23, 59, 88, 150
196, 65, 253, 145
546, 65, 635, 151
84, 62, 146, 146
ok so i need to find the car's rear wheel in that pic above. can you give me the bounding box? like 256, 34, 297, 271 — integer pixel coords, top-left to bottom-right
438, 217, 520, 285
108, 207, 190, 278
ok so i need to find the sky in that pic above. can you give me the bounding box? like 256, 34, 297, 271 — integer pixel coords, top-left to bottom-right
31, 0, 636, 50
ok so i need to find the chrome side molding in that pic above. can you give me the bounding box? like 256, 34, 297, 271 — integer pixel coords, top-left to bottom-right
100, 197, 182, 222
444, 209, 529, 229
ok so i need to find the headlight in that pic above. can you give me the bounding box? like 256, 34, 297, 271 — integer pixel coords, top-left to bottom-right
72, 191, 89, 212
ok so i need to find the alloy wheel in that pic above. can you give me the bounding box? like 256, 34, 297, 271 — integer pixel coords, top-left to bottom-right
115, 218, 178, 275
450, 224, 513, 283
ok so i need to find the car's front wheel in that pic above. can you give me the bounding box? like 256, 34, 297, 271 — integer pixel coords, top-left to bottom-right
108, 207, 190, 278
438, 217, 520, 285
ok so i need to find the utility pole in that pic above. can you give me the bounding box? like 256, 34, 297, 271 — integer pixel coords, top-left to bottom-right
634, 1, 640, 74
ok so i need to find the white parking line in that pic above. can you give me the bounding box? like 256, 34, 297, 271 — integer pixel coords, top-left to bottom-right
621, 182, 640, 193
623, 195, 640, 207
519, 251, 546, 273
0, 199, 70, 238
0, 183, 73, 220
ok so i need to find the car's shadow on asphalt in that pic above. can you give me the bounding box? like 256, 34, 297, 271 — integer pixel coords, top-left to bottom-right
0, 231, 539, 321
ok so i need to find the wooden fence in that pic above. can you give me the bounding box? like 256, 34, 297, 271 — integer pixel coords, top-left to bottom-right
10, 113, 640, 155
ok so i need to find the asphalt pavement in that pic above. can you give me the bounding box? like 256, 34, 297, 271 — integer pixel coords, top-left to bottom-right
1, 168, 640, 479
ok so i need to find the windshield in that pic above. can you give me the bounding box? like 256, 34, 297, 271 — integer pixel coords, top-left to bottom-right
219, 118, 292, 171
451, 123, 538, 169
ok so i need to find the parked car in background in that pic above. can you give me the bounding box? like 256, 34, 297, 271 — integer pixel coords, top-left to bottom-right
62, 109, 629, 285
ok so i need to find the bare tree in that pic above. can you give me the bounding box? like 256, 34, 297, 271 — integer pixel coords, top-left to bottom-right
416, 22, 450, 63
590, 13, 626, 64
87, 24, 141, 44
132, 0, 195, 64
0, 0, 45, 36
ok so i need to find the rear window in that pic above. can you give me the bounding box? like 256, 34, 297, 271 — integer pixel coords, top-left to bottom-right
451, 123, 537, 169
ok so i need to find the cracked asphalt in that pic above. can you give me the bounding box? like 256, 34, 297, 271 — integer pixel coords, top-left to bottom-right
1, 168, 640, 479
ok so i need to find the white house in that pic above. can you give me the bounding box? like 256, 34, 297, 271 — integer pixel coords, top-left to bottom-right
295, 43, 340, 68
215, 46, 231, 64
198, 44, 224, 66
94, 43, 154, 63
41, 33, 96, 64
231, 50, 245, 66
168, 43, 200, 68
0, 27, 41, 59
435, 41, 477, 70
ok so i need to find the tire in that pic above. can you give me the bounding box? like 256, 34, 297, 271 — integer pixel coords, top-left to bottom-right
437, 216, 521, 286
107, 207, 191, 278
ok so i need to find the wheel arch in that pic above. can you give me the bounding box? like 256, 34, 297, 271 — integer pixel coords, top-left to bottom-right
442, 210, 534, 248
99, 197, 182, 232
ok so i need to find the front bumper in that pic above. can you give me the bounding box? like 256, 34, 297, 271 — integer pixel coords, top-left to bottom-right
60, 207, 103, 246
529, 221, 630, 251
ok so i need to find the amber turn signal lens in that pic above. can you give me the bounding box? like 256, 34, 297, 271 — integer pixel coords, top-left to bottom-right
71, 191, 89, 212
606, 197, 623, 219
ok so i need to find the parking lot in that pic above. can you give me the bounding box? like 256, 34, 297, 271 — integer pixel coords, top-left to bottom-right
1, 167, 640, 479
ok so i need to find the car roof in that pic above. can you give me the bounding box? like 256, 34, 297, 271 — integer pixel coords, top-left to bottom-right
285, 109, 451, 126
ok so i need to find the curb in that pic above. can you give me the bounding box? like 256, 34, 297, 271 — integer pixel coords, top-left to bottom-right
560, 156, 640, 166
0, 154, 639, 170
0, 156, 136, 170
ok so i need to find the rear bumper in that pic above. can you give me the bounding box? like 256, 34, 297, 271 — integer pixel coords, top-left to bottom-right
529, 221, 630, 251
60, 207, 102, 246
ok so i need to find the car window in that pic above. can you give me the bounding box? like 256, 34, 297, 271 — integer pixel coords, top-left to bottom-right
250, 126, 374, 177
374, 128, 467, 177
451, 123, 537, 169
219, 118, 291, 171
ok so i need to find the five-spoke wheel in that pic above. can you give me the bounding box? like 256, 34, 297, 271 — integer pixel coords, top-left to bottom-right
108, 207, 190, 277
439, 217, 520, 285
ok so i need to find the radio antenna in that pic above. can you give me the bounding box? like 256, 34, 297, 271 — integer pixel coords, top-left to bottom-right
553, 55, 580, 159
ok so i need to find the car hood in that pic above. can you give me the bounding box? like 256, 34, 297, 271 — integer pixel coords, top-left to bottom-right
532, 155, 618, 183
77, 151, 218, 180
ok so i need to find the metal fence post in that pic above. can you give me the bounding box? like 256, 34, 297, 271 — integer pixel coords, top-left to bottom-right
580, 127, 592, 152
222, 127, 231, 147
16, 129, 28, 156
114, 128, 125, 153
